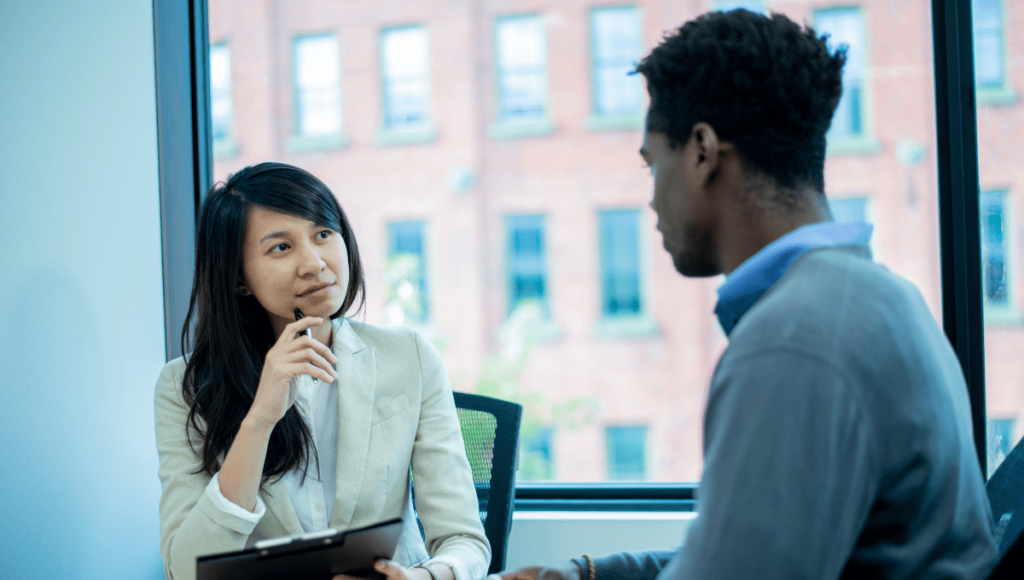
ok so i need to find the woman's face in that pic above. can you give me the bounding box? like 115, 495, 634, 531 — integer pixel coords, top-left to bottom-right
240, 205, 350, 334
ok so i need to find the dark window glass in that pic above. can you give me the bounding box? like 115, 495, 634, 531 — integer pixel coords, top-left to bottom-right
387, 221, 429, 323
521, 427, 554, 481
606, 425, 646, 480
987, 418, 1016, 476
506, 215, 548, 314
599, 209, 642, 317
980, 191, 1009, 307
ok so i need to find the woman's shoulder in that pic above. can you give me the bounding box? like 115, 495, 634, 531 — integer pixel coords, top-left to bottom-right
155, 356, 190, 404
336, 318, 438, 360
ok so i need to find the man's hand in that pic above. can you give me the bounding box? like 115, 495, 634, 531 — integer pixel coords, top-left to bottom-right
501, 561, 583, 580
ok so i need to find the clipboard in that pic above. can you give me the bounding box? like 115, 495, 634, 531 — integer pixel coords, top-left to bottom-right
196, 517, 404, 580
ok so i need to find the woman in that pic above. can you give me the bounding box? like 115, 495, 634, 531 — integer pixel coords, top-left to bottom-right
155, 162, 489, 580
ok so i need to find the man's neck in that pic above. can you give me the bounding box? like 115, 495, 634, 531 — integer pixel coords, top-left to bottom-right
717, 193, 832, 275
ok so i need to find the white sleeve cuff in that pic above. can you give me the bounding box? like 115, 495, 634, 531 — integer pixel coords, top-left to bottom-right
205, 472, 266, 525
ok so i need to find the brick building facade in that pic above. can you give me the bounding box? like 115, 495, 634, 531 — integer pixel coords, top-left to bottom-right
208, 0, 1024, 482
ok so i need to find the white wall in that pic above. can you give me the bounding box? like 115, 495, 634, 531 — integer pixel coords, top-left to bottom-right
0, 0, 167, 578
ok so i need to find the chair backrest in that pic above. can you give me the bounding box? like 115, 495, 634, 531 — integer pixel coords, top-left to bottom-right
452, 391, 523, 575
986, 437, 1024, 579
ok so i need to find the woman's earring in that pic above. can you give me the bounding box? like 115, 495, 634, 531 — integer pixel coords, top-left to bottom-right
239, 288, 249, 296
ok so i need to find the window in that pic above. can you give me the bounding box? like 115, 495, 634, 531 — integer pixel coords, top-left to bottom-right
386, 221, 429, 324
590, 7, 644, 117
714, 0, 766, 13
988, 418, 1016, 476
973, 0, 1005, 89
828, 197, 868, 223
293, 34, 342, 137
980, 191, 1010, 308
209, 43, 233, 150
495, 16, 548, 123
381, 26, 431, 131
599, 209, 642, 318
815, 8, 867, 141
506, 215, 549, 315
606, 426, 647, 480
520, 427, 555, 481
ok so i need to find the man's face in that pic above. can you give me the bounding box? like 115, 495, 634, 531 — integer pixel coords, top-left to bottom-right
640, 129, 720, 277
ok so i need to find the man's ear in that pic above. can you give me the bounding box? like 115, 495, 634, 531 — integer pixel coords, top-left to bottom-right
690, 122, 724, 187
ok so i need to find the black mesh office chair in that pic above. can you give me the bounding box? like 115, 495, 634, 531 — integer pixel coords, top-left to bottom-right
986, 439, 1024, 579
452, 391, 523, 575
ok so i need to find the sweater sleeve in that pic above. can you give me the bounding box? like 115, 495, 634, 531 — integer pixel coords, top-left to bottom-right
659, 348, 878, 580
154, 359, 263, 580
571, 549, 677, 580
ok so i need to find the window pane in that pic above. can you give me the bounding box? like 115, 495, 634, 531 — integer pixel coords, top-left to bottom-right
606, 426, 646, 480
973, 0, 1005, 88
382, 26, 430, 130
714, 0, 765, 13
497, 16, 547, 121
506, 215, 548, 314
973, 0, 1024, 476
294, 34, 342, 136
815, 8, 866, 140
829, 197, 868, 224
591, 7, 644, 115
386, 221, 429, 324
599, 209, 642, 317
209, 44, 232, 142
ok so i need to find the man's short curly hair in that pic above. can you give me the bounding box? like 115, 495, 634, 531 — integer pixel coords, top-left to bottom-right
636, 9, 846, 192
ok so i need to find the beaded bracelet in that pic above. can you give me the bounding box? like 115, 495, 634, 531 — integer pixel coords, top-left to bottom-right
581, 554, 596, 580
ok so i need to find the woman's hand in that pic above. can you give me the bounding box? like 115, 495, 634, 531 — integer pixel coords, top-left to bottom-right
334, 559, 433, 580
247, 316, 339, 428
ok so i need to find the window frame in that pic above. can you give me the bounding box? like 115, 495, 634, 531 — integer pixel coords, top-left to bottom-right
157, 0, 989, 509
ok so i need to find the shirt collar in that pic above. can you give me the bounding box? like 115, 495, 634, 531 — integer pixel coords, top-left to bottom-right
714, 221, 874, 336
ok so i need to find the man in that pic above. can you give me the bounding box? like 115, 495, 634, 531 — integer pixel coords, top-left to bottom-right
504, 9, 995, 580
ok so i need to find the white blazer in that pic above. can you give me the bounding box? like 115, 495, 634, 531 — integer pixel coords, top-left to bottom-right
155, 318, 490, 580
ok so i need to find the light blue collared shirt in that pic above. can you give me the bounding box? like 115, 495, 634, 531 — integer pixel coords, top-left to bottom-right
715, 221, 874, 335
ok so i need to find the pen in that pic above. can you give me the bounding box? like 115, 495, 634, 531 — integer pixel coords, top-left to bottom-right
293, 308, 320, 387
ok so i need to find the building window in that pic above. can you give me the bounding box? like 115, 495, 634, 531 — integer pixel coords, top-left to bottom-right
386, 221, 429, 324
381, 26, 430, 131
506, 215, 549, 315
590, 7, 643, 116
293, 34, 342, 137
973, 0, 1005, 89
714, 0, 766, 13
988, 418, 1017, 476
599, 209, 642, 318
981, 191, 1010, 308
815, 8, 866, 140
496, 15, 548, 123
209, 43, 233, 146
828, 197, 868, 223
520, 427, 554, 481
606, 425, 647, 480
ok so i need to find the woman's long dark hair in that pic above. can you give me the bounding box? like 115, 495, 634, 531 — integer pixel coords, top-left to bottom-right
181, 162, 365, 484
